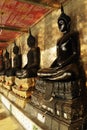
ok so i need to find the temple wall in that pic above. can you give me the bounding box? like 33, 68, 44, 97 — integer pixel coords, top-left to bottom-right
6, 0, 87, 79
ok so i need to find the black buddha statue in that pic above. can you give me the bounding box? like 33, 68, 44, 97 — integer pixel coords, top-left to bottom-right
7, 41, 22, 76
37, 5, 80, 81
4, 49, 11, 75
16, 29, 40, 78
0, 50, 5, 76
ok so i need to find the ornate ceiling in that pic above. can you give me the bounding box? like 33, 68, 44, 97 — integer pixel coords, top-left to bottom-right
0, 0, 67, 49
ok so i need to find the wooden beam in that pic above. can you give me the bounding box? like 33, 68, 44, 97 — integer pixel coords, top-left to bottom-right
16, 0, 68, 8
0, 25, 28, 33
0, 39, 9, 42
15, 0, 55, 8
0, 44, 8, 49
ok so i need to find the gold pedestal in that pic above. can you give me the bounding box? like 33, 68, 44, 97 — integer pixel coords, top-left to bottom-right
8, 91, 30, 108
15, 77, 36, 90
12, 85, 32, 98
3, 83, 12, 90
5, 76, 15, 85
0, 86, 10, 97
0, 75, 5, 82
0, 82, 3, 87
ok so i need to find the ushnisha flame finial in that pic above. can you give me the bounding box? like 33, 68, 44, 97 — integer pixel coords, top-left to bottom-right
61, 4, 64, 13
14, 40, 16, 46
29, 28, 31, 35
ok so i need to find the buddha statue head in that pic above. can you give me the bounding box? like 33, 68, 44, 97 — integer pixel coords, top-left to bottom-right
27, 29, 36, 48
58, 5, 71, 33
13, 41, 19, 55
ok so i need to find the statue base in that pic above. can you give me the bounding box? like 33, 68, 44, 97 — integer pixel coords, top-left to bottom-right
12, 85, 32, 98
31, 90, 57, 115
4, 76, 15, 89
15, 77, 36, 90
0, 82, 3, 87
24, 102, 84, 130
3, 83, 12, 90
0, 86, 10, 97
31, 89, 83, 124
5, 76, 15, 84
36, 78, 81, 99
0, 75, 5, 82
56, 97, 83, 124
8, 91, 30, 108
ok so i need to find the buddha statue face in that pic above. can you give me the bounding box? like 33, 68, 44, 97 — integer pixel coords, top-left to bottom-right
58, 19, 67, 33
58, 15, 71, 33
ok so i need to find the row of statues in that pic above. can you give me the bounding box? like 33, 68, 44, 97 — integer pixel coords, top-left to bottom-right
0, 5, 87, 130
0, 30, 40, 79
0, 5, 83, 82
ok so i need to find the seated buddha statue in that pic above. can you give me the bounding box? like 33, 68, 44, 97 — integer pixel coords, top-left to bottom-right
3, 42, 22, 87
0, 51, 4, 75
0, 49, 11, 82
16, 29, 40, 78
37, 5, 80, 81
7, 41, 22, 76
0, 49, 11, 84
4, 49, 11, 76
0, 51, 5, 83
